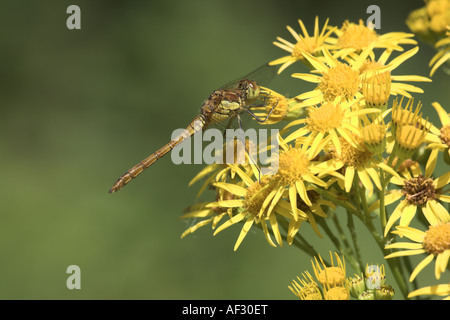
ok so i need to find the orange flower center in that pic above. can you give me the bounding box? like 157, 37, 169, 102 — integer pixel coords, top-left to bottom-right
423, 222, 450, 255
318, 62, 359, 101
337, 20, 378, 51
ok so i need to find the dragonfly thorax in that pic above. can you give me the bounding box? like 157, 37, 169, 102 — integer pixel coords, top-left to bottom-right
237, 79, 261, 100
201, 90, 242, 124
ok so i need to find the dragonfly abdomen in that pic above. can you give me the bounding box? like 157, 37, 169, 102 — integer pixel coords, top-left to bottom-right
109, 116, 207, 193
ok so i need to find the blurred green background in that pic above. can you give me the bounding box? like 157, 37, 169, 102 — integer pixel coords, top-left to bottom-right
0, 0, 448, 299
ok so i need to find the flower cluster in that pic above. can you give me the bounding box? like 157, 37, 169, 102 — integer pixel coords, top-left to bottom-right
289, 252, 350, 300
407, 0, 450, 76
180, 17, 449, 300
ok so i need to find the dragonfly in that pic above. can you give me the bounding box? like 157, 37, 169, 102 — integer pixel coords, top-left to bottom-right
109, 63, 278, 193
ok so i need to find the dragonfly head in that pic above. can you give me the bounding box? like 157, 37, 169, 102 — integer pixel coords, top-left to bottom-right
238, 80, 260, 100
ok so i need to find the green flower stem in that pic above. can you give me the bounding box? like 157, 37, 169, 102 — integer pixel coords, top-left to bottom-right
379, 167, 387, 233
317, 217, 360, 273
346, 209, 363, 274
353, 176, 410, 299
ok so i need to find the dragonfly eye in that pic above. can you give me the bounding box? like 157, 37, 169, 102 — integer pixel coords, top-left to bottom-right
246, 81, 260, 99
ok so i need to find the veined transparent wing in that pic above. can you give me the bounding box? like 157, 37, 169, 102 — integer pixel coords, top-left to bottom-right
218, 63, 278, 91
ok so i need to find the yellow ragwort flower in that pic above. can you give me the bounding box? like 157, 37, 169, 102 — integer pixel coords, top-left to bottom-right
315, 131, 399, 196
430, 26, 450, 76
326, 19, 416, 59
385, 220, 450, 281
426, 102, 450, 162
270, 16, 336, 74
391, 97, 432, 161
289, 271, 323, 300
312, 252, 347, 287
269, 135, 338, 224
356, 47, 432, 100
276, 187, 337, 243
426, 0, 450, 33
406, 7, 431, 34
250, 88, 289, 124
291, 45, 381, 107
311, 252, 350, 300
209, 168, 304, 250
284, 98, 381, 159
382, 159, 450, 236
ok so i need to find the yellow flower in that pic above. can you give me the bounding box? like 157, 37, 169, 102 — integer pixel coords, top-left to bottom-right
276, 187, 337, 244
406, 7, 431, 34
250, 88, 289, 124
208, 168, 303, 250
291, 45, 428, 109
391, 97, 432, 161
270, 17, 336, 74
356, 47, 432, 100
313, 126, 399, 196
326, 19, 416, 59
361, 69, 392, 108
291, 46, 380, 107
289, 271, 323, 300
426, 0, 450, 33
312, 252, 346, 287
385, 220, 450, 281
284, 98, 380, 159
180, 196, 233, 239
269, 136, 337, 224
290, 252, 349, 300
430, 26, 450, 76
382, 160, 450, 236
426, 102, 450, 163
311, 252, 350, 300
408, 283, 450, 300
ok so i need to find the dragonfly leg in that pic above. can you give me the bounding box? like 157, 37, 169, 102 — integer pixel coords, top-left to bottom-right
236, 114, 261, 181
244, 98, 279, 123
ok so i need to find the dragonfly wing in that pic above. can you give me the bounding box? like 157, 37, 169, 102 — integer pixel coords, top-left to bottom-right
218, 63, 278, 90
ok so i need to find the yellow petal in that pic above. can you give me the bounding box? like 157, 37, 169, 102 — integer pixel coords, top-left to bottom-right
387, 46, 419, 71
435, 250, 450, 279
206, 199, 245, 208
213, 182, 247, 197
425, 148, 439, 178
214, 212, 246, 235
234, 217, 254, 251
344, 166, 355, 192
434, 171, 450, 189
189, 164, 219, 186
410, 254, 434, 282
365, 167, 382, 190
429, 200, 450, 223
431, 102, 450, 126
269, 214, 283, 246
408, 284, 450, 298
296, 180, 311, 206
384, 200, 407, 236
385, 242, 423, 250
399, 203, 417, 227
261, 219, 277, 247
385, 249, 425, 259
357, 167, 374, 195
300, 50, 329, 73
266, 185, 285, 217
391, 225, 426, 242
430, 52, 450, 76
291, 73, 322, 83
289, 184, 298, 220
181, 218, 214, 238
